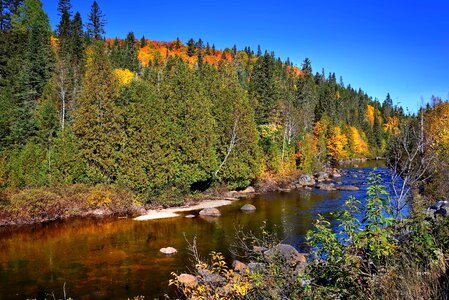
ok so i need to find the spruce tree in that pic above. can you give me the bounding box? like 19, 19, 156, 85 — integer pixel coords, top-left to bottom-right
186, 38, 196, 57
87, 1, 105, 40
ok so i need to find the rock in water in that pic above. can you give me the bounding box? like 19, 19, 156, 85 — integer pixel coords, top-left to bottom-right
240, 204, 256, 212
185, 214, 195, 218
316, 183, 336, 191
177, 274, 198, 287
199, 207, 221, 217
160, 247, 177, 255
337, 185, 360, 191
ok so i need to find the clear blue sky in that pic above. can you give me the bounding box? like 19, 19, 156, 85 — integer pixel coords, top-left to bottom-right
42, 0, 449, 112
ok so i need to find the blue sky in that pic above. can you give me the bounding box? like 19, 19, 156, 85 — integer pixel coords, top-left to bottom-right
42, 0, 449, 112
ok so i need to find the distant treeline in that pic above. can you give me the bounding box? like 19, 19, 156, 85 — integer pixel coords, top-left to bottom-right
0, 0, 404, 200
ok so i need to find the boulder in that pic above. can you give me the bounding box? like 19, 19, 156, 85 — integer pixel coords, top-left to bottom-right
316, 183, 336, 191
331, 172, 342, 178
177, 273, 197, 287
199, 207, 221, 217
264, 244, 306, 266
240, 204, 256, 212
247, 262, 265, 272
253, 246, 268, 253
298, 175, 315, 187
314, 172, 329, 179
232, 260, 249, 274
185, 214, 195, 218
160, 247, 177, 255
198, 270, 224, 283
337, 185, 360, 191
137, 207, 147, 215
241, 186, 256, 193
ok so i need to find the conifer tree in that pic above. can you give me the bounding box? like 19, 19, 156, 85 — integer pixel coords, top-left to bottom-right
187, 38, 196, 57
73, 42, 124, 183
87, 1, 105, 40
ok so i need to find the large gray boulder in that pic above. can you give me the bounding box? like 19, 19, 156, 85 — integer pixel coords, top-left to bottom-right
264, 244, 307, 266
199, 207, 221, 217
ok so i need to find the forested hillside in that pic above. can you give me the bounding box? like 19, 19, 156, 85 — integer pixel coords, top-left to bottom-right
0, 0, 404, 202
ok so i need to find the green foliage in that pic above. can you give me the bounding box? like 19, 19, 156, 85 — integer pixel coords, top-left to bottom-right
73, 41, 124, 183
306, 174, 397, 298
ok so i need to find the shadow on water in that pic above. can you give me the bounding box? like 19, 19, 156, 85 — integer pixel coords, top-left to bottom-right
0, 160, 406, 299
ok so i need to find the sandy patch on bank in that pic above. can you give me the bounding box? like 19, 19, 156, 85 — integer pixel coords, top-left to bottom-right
134, 199, 233, 221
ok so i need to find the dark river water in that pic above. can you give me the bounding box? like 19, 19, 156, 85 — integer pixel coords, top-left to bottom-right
0, 161, 400, 299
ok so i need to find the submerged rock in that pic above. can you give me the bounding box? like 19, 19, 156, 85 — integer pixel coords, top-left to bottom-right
316, 183, 336, 191
337, 185, 360, 191
199, 207, 221, 217
177, 273, 197, 287
240, 204, 256, 212
160, 247, 177, 255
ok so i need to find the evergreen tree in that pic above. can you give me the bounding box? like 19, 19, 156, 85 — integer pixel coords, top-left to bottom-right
73, 42, 124, 183
87, 1, 105, 40
186, 38, 195, 57
140, 35, 146, 48
249, 52, 278, 124
56, 0, 71, 55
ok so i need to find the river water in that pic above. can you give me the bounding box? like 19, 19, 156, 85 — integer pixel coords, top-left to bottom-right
0, 161, 400, 299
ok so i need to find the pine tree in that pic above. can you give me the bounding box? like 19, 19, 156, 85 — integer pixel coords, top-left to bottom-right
87, 1, 105, 40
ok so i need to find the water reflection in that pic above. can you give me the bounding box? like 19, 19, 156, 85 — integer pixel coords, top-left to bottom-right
0, 161, 404, 299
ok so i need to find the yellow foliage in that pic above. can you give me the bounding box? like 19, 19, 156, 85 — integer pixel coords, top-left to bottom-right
425, 101, 449, 157
259, 124, 280, 139
327, 127, 348, 160
349, 127, 369, 157
367, 105, 375, 127
170, 251, 253, 299
383, 116, 399, 133
87, 185, 112, 208
114, 68, 134, 86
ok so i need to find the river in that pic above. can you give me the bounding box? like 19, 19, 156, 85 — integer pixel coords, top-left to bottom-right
0, 160, 402, 299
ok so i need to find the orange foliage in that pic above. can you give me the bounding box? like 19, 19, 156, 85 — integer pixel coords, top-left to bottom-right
133, 38, 300, 77
326, 127, 348, 160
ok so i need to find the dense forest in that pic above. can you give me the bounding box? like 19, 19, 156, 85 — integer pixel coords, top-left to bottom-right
0, 0, 404, 204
